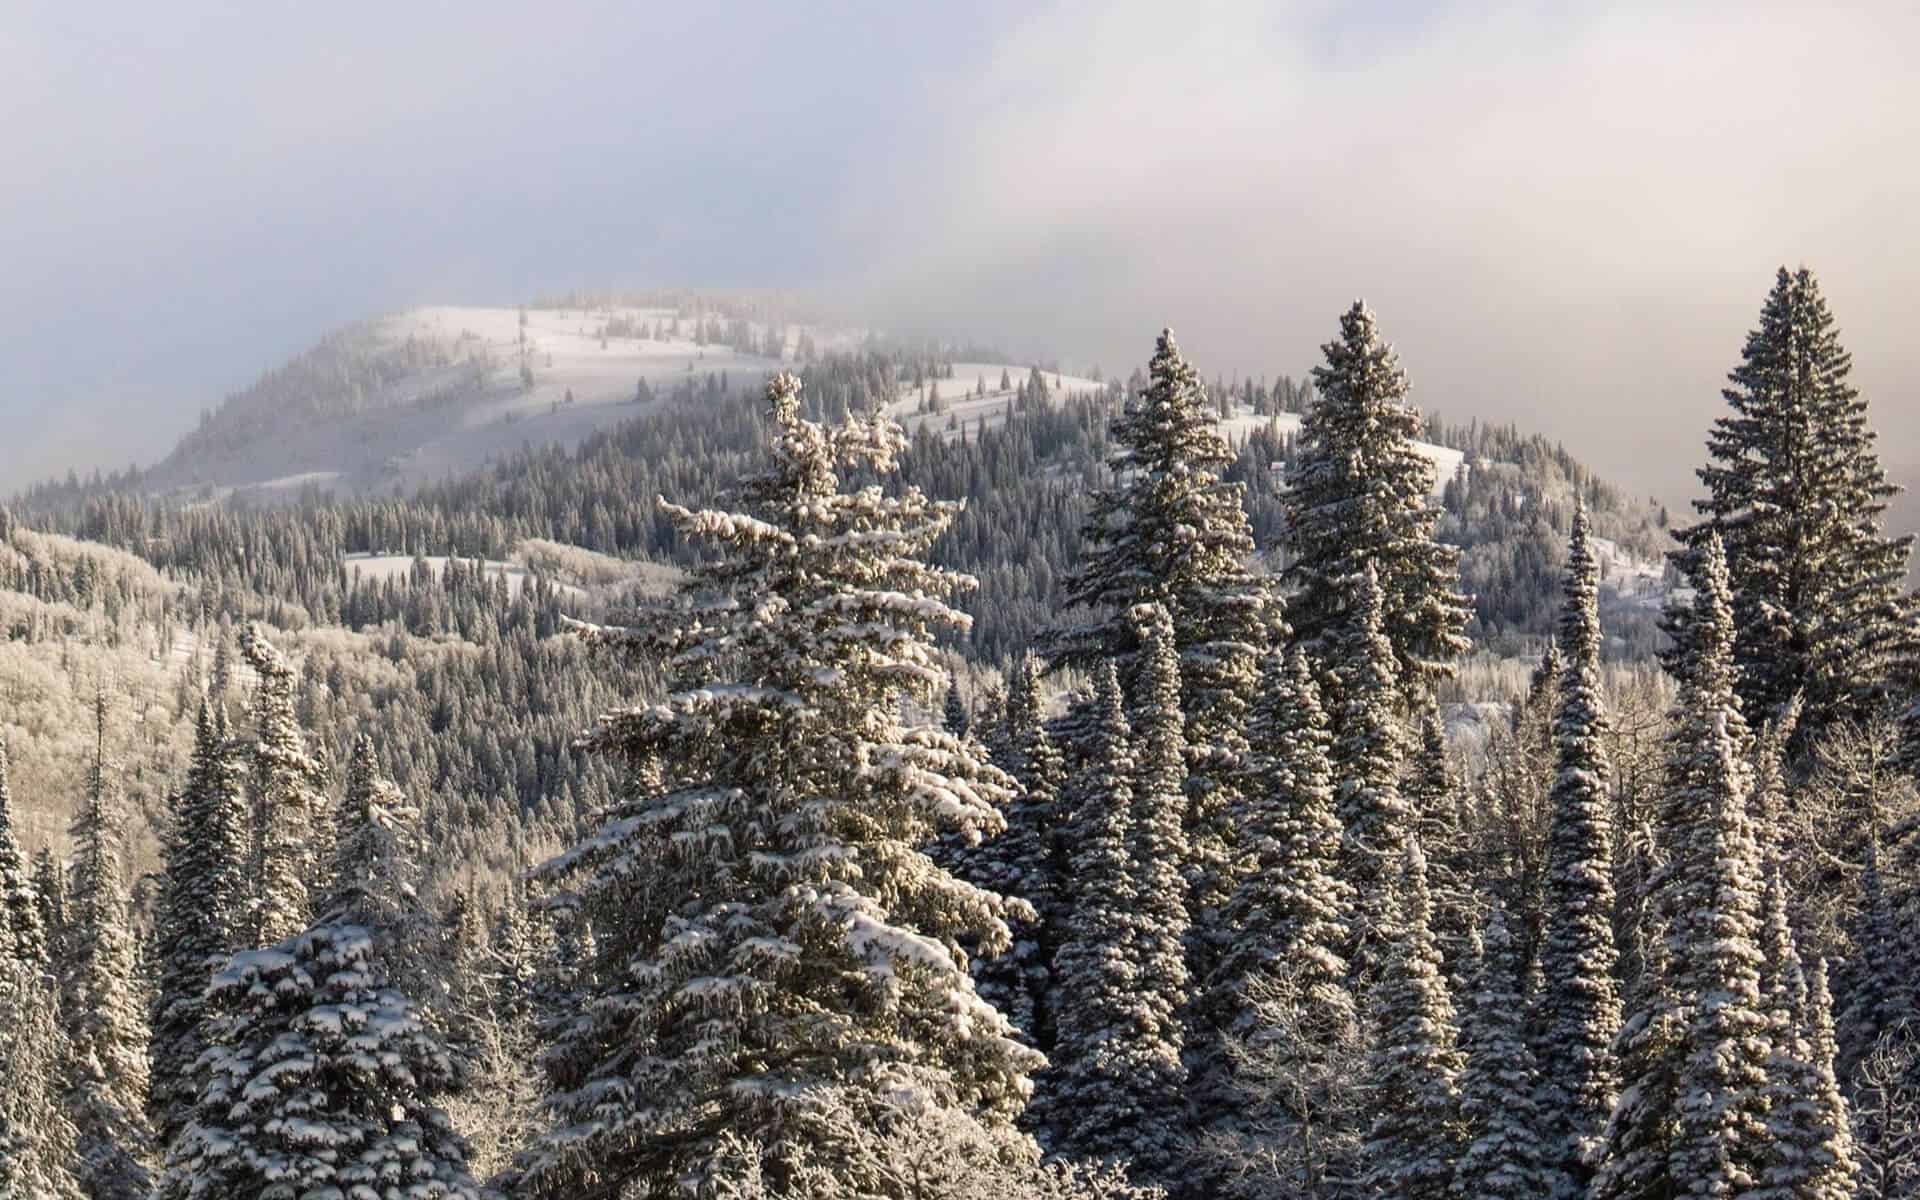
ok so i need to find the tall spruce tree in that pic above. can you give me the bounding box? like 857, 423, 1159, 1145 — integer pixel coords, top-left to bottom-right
1595, 536, 1775, 1199
1361, 840, 1465, 1199
0, 956, 83, 1200
1535, 503, 1621, 1192
1048, 328, 1267, 735
974, 652, 1067, 1053
510, 374, 1040, 1197
1329, 565, 1414, 986
1281, 301, 1470, 696
1404, 695, 1473, 973
149, 701, 250, 1148
1103, 604, 1195, 1179
1452, 902, 1548, 1200
1046, 329, 1269, 923
240, 624, 328, 944
63, 694, 154, 1200
1201, 645, 1353, 1068
1042, 660, 1181, 1169
1197, 646, 1359, 1191
0, 741, 46, 969
30, 847, 63, 968
157, 924, 477, 1200
1790, 960, 1863, 1200
323, 735, 436, 1003
1668, 266, 1918, 745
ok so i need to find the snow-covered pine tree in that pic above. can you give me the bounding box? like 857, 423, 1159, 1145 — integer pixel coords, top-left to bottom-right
1670, 708, 1776, 1196
511, 373, 1039, 1198
1404, 695, 1473, 974
943, 677, 971, 738
975, 651, 1067, 1053
1045, 329, 1268, 924
1042, 660, 1181, 1168
239, 624, 328, 944
1747, 860, 1864, 1200
157, 923, 477, 1200
1595, 535, 1774, 1199
1534, 502, 1621, 1192
322, 735, 436, 1003
0, 955, 83, 1200
1360, 839, 1464, 1200
1790, 959, 1863, 1200
1328, 564, 1414, 987
62, 693, 153, 1200
1197, 645, 1361, 1193
1060, 604, 1197, 1181
1200, 645, 1352, 1072
0, 740, 47, 969
1667, 266, 1918, 747
1281, 301, 1470, 696
30, 846, 64, 970
149, 700, 250, 1148
1451, 902, 1547, 1200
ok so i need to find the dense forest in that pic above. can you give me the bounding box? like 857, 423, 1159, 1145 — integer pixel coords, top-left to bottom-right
1, 267, 1916, 1199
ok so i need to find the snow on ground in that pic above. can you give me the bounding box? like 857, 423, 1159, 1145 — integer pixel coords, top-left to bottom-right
1592, 535, 1675, 611
343, 552, 585, 599
1218, 409, 1464, 498
342, 542, 684, 602
256, 470, 344, 491
886, 363, 1107, 439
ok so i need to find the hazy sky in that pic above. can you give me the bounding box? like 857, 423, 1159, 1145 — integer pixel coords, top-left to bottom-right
6, 0, 1916, 505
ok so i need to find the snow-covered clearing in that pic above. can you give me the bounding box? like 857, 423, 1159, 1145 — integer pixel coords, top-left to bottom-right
1591, 535, 1673, 611
343, 552, 584, 599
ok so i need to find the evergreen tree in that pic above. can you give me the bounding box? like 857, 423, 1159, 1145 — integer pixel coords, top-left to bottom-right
62, 694, 153, 1200
1329, 565, 1414, 986
1202, 645, 1352, 1070
1042, 660, 1183, 1169
1405, 695, 1472, 972
1596, 536, 1774, 1199
1535, 502, 1621, 1191
1198, 645, 1360, 1192
943, 677, 971, 738
1361, 840, 1465, 1200
1668, 266, 1918, 745
1046, 329, 1269, 922
0, 741, 46, 969
1788, 960, 1862, 1200
240, 624, 329, 944
1749, 866, 1862, 1200
1078, 605, 1197, 1179
323, 735, 435, 1000
30, 847, 63, 970
149, 701, 250, 1148
1282, 302, 1471, 695
1452, 902, 1547, 1200
0, 956, 83, 1200
511, 374, 1040, 1197
975, 652, 1066, 1053
157, 924, 477, 1200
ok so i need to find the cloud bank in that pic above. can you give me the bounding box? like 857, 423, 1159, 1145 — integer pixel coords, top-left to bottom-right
4, 0, 1915, 504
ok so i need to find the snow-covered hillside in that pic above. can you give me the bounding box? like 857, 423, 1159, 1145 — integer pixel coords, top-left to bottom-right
141, 306, 1125, 506
884, 363, 1107, 438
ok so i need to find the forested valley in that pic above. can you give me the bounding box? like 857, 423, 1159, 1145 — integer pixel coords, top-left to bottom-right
0, 267, 1916, 1200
